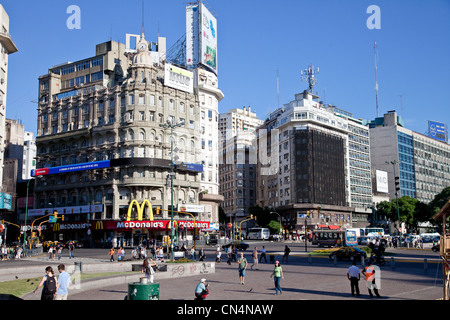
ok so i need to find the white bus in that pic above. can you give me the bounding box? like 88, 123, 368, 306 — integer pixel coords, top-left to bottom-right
247, 228, 270, 240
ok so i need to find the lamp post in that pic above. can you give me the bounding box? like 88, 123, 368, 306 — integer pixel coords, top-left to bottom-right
386, 160, 402, 247
160, 119, 184, 260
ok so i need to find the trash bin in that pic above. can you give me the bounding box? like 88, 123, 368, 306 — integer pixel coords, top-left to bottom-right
269, 255, 274, 262
74, 261, 83, 273
127, 281, 160, 300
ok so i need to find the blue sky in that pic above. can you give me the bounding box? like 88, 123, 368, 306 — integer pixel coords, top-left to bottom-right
3, 0, 450, 137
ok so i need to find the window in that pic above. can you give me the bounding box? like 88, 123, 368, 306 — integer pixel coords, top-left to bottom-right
91, 71, 103, 81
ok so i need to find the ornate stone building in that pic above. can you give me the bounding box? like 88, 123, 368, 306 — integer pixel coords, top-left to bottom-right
32, 33, 223, 246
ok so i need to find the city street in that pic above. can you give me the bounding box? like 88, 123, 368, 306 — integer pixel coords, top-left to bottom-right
14, 240, 442, 301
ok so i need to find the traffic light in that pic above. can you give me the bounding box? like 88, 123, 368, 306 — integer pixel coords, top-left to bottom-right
306, 211, 310, 218
53, 210, 58, 219
395, 176, 400, 193
156, 207, 160, 215
61, 215, 65, 221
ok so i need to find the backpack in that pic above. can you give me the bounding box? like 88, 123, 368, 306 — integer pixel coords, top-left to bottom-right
44, 275, 56, 294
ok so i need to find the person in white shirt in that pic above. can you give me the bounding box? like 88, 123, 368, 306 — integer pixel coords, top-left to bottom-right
346, 261, 361, 297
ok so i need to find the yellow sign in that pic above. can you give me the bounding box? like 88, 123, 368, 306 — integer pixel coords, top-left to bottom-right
53, 223, 60, 232
126, 200, 154, 221
95, 221, 104, 230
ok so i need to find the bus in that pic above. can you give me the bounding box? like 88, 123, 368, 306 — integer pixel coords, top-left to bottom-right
364, 227, 384, 237
246, 228, 270, 240
311, 230, 345, 247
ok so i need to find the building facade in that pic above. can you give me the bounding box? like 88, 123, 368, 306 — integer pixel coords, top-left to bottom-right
219, 107, 263, 233
31, 33, 223, 247
369, 111, 450, 204
256, 90, 373, 234
0, 5, 18, 193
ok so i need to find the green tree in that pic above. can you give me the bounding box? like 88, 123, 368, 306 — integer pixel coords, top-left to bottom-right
267, 220, 282, 235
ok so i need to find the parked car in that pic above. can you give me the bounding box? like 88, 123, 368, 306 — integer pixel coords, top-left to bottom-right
222, 241, 249, 251
329, 246, 367, 261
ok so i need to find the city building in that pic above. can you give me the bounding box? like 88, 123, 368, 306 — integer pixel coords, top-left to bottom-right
0, 4, 18, 193
369, 110, 450, 204
219, 107, 263, 234
31, 32, 224, 247
256, 89, 373, 235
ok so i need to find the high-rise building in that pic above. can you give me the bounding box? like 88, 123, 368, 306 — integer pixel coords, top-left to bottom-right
32, 32, 223, 246
0, 4, 18, 193
256, 90, 373, 233
219, 107, 263, 231
369, 111, 450, 204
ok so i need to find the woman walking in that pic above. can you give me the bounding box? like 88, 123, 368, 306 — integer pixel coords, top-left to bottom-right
270, 261, 284, 295
33, 266, 57, 300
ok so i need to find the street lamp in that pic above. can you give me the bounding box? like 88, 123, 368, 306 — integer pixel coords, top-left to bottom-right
160, 119, 184, 260
386, 160, 402, 247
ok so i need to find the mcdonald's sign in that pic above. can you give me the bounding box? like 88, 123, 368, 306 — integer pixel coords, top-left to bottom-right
126, 200, 154, 222
53, 223, 60, 232
95, 221, 104, 230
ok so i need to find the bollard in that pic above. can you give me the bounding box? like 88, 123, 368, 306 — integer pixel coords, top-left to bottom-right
333, 255, 337, 265
74, 261, 83, 274
391, 257, 395, 269
361, 256, 365, 266
424, 258, 428, 272
308, 254, 312, 264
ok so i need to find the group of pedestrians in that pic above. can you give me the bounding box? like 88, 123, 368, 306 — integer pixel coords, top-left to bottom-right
0, 245, 23, 260
33, 264, 71, 300
347, 260, 381, 298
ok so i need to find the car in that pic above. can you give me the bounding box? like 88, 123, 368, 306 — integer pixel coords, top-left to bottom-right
222, 241, 249, 251
329, 246, 367, 261
432, 243, 440, 253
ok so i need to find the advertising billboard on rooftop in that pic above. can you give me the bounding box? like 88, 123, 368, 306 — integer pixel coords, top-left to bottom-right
428, 120, 448, 143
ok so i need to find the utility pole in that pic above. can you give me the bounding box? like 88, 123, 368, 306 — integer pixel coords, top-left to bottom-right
386, 160, 402, 247
160, 119, 184, 260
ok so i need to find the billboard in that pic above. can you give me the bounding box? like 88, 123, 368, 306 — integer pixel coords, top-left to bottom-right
428, 120, 448, 143
186, 4, 199, 66
199, 3, 217, 74
164, 63, 194, 93
0, 193, 12, 210
31, 160, 110, 177
376, 170, 388, 193
186, 3, 218, 75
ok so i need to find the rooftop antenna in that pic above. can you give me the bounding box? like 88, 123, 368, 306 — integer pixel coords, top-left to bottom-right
301, 64, 319, 93
374, 41, 379, 117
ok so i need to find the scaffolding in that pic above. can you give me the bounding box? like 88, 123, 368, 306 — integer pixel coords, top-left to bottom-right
432, 200, 450, 300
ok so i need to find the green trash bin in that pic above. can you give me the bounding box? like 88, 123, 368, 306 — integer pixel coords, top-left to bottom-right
128, 282, 160, 300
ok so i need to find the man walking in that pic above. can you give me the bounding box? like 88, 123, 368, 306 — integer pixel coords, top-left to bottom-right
362, 261, 381, 298
251, 247, 259, 270
55, 264, 71, 300
237, 252, 248, 285
259, 246, 267, 263
347, 261, 361, 297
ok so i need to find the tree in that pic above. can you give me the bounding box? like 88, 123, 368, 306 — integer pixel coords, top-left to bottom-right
267, 220, 282, 235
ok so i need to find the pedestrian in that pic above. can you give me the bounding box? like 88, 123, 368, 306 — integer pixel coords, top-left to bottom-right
195, 278, 209, 300
215, 245, 222, 263
55, 264, 71, 300
142, 258, 156, 283
347, 261, 361, 297
237, 252, 248, 285
251, 247, 259, 270
57, 246, 62, 260
69, 242, 74, 259
259, 246, 267, 263
282, 245, 291, 264
226, 246, 232, 265
48, 246, 53, 260
362, 261, 381, 298
231, 245, 237, 262
33, 266, 57, 300
270, 261, 284, 295
190, 246, 196, 260
198, 247, 206, 261
109, 247, 115, 262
